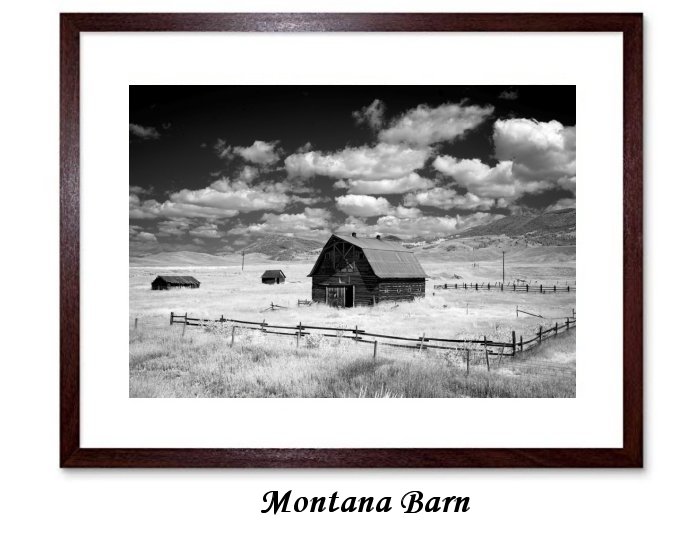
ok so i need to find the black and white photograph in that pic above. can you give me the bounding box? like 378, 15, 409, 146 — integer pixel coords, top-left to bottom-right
129, 85, 576, 398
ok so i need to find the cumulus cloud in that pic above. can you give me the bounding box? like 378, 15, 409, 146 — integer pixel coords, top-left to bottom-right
232, 140, 281, 165
129, 123, 160, 140
499, 90, 519, 100
378, 102, 494, 147
228, 207, 331, 236
285, 143, 429, 181
129, 185, 151, 195
433, 156, 516, 199
353, 99, 386, 131
335, 194, 392, 217
336, 216, 369, 235
157, 218, 191, 237
190, 223, 223, 239
333, 173, 434, 195
239, 165, 259, 183
403, 186, 495, 210
493, 118, 576, 184
214, 138, 234, 160
392, 205, 422, 219
129, 178, 291, 220
135, 231, 157, 242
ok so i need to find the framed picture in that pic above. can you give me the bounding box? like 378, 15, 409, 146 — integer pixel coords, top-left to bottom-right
61, 13, 643, 467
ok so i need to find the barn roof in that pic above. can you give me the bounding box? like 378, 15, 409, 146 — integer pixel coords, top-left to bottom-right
261, 269, 286, 278
153, 275, 200, 285
308, 234, 427, 279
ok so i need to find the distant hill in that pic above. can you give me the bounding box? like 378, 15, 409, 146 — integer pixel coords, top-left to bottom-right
459, 208, 576, 238
130, 235, 325, 266
130, 251, 238, 267
241, 235, 324, 261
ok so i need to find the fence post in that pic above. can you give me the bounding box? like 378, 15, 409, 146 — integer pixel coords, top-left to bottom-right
554, 322, 558, 335
540, 284, 543, 293
373, 340, 378, 361
169, 311, 174, 325
512, 331, 516, 356
220, 314, 224, 322
554, 285, 557, 293
134, 317, 138, 331
566, 317, 570, 330
519, 335, 523, 352
526, 284, 528, 292
354, 325, 359, 342
419, 332, 425, 353
230, 325, 236, 347
501, 283, 503, 291
538, 325, 542, 344
567, 285, 570, 292
297, 322, 302, 348
484, 336, 490, 372
182, 312, 188, 338
516, 305, 518, 317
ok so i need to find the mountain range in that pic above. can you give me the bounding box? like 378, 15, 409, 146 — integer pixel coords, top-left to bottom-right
130, 209, 575, 266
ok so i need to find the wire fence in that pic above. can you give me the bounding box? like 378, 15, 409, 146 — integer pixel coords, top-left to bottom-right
433, 281, 575, 293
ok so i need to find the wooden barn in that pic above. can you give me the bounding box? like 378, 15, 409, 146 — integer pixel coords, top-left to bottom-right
261, 269, 286, 285
307, 233, 426, 307
151, 275, 200, 290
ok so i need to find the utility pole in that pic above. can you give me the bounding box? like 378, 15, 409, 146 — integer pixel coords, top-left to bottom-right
241, 250, 245, 271
502, 250, 505, 285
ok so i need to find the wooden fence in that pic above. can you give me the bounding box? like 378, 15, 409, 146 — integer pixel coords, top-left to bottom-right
169, 311, 576, 364
433, 281, 575, 293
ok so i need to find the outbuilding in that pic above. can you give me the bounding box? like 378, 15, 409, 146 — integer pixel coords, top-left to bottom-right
151, 275, 200, 290
307, 233, 427, 307
261, 270, 286, 285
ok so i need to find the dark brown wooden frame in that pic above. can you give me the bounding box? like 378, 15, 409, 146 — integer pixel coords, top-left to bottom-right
60, 13, 643, 468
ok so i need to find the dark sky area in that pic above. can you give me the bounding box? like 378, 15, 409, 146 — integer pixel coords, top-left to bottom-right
129, 85, 575, 255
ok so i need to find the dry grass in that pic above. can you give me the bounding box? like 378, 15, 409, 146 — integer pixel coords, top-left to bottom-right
129, 319, 575, 398
129, 256, 576, 398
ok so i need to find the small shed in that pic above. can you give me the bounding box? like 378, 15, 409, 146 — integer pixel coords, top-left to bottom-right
261, 270, 286, 285
151, 275, 200, 290
307, 233, 427, 307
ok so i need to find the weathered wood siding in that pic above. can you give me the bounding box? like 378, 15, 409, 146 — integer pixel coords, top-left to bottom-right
377, 279, 425, 302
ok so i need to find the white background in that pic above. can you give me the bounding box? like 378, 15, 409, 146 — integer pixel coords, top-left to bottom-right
80, 32, 621, 449
0, 1, 697, 543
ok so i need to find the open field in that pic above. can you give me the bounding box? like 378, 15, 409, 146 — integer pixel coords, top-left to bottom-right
130, 320, 575, 398
130, 251, 576, 398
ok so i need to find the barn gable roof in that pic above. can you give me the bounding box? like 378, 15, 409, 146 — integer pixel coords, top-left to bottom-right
308, 234, 427, 279
261, 269, 286, 279
153, 275, 200, 285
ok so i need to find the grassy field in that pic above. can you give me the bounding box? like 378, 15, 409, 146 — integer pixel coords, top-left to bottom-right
130, 320, 575, 398
129, 252, 576, 398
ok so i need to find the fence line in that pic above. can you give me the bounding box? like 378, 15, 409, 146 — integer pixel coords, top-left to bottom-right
433, 282, 575, 293
169, 311, 576, 360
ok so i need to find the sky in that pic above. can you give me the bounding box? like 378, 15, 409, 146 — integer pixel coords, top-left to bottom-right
130, 85, 575, 255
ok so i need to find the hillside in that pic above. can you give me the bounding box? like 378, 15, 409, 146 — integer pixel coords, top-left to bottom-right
459, 208, 576, 238
130, 251, 238, 267
241, 235, 323, 261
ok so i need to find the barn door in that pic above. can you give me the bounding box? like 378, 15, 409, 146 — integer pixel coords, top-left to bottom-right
345, 286, 354, 308
326, 286, 346, 308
